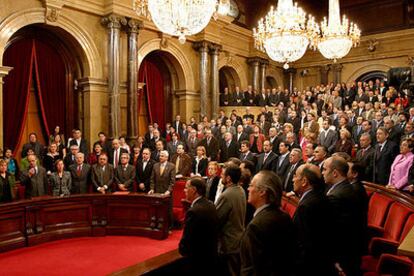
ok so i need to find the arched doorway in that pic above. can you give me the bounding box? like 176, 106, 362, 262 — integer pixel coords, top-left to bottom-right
219, 66, 241, 93
138, 50, 181, 134
356, 70, 387, 83
3, 24, 83, 158
266, 76, 277, 89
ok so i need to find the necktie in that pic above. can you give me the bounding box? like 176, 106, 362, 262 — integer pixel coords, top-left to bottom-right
160, 164, 165, 175
114, 149, 118, 168
263, 153, 269, 163
77, 165, 82, 176
143, 161, 147, 171
207, 138, 211, 146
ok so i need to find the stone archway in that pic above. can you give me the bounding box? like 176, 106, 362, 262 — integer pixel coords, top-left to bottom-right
265, 76, 278, 88
356, 70, 387, 83
219, 66, 242, 92
218, 57, 248, 89
346, 64, 392, 83
0, 7, 102, 148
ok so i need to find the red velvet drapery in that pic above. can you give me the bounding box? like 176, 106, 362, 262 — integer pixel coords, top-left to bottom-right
138, 59, 166, 129
3, 39, 34, 151
3, 38, 67, 150
33, 39, 67, 138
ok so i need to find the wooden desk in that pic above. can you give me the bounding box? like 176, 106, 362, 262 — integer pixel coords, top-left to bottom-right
0, 194, 170, 253
398, 226, 414, 260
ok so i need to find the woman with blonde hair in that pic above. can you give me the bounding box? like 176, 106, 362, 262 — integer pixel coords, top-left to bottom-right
334, 129, 353, 156
191, 146, 208, 177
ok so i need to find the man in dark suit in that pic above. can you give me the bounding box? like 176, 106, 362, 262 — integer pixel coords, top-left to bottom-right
69, 152, 91, 194
384, 116, 402, 145
179, 177, 219, 275
186, 130, 199, 157
275, 142, 290, 179
68, 129, 89, 155
292, 163, 334, 275
94, 132, 112, 154
91, 153, 114, 194
283, 148, 304, 193
239, 140, 256, 164
108, 139, 128, 169
256, 89, 268, 106
240, 170, 295, 276
170, 144, 192, 177
352, 116, 364, 145
166, 133, 184, 157
234, 125, 248, 144
114, 153, 136, 191
151, 140, 165, 162
64, 144, 79, 171
173, 115, 184, 138
20, 154, 48, 198
318, 119, 338, 154
216, 164, 246, 276
198, 129, 219, 161
136, 148, 155, 193
373, 127, 399, 185
355, 133, 375, 181
21, 133, 44, 159
256, 140, 278, 172
232, 86, 244, 106
149, 150, 176, 227
323, 156, 366, 276
219, 132, 239, 163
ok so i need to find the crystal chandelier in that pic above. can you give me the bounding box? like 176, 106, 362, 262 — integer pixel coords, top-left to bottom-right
317, 0, 361, 62
133, 0, 229, 44
253, 0, 319, 69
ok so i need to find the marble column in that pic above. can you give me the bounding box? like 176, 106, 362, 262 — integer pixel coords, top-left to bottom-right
0, 66, 13, 149
101, 14, 126, 139
126, 19, 142, 144
260, 59, 269, 91
209, 43, 222, 119
193, 41, 209, 118
331, 63, 343, 84
319, 65, 330, 85
284, 68, 297, 93
247, 58, 260, 92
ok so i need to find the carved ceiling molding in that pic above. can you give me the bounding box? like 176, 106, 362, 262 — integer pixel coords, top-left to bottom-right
42, 0, 64, 24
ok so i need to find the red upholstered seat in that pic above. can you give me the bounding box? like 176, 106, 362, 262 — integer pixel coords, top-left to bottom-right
283, 201, 296, 218
362, 208, 414, 272
367, 193, 394, 234
172, 179, 187, 225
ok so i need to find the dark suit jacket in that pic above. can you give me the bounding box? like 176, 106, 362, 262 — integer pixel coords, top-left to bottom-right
240, 205, 295, 276
69, 138, 89, 155
198, 137, 219, 161
166, 141, 184, 157
293, 189, 334, 275
69, 163, 91, 194
136, 159, 155, 192
256, 151, 278, 172
219, 140, 239, 163
373, 140, 399, 185
318, 129, 338, 153
179, 197, 219, 273
20, 166, 48, 198
108, 148, 129, 168
275, 153, 290, 179
91, 164, 114, 192
283, 160, 304, 192
115, 164, 136, 191
327, 180, 366, 274
355, 146, 375, 182
170, 153, 192, 177
63, 154, 77, 171
255, 93, 269, 106
192, 157, 208, 177
234, 132, 249, 144
206, 176, 220, 202
150, 162, 176, 193
49, 171, 72, 196
239, 151, 256, 164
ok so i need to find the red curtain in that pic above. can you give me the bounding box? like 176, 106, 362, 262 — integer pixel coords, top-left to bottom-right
138, 59, 166, 128
33, 39, 67, 138
3, 39, 34, 151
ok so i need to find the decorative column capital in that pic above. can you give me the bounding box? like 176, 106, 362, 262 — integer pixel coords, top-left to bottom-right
319, 64, 331, 73
260, 59, 269, 68
209, 43, 222, 55
127, 19, 143, 34
193, 41, 210, 53
101, 14, 127, 29
247, 57, 261, 66
284, 68, 297, 74
331, 63, 343, 72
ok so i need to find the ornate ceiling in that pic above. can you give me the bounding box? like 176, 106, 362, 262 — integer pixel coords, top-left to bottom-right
234, 0, 414, 35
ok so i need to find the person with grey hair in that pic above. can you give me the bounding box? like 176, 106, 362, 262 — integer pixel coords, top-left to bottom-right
220, 132, 239, 163
115, 153, 136, 191
240, 170, 295, 276
64, 144, 79, 170
69, 152, 91, 194
149, 150, 175, 227
283, 148, 304, 193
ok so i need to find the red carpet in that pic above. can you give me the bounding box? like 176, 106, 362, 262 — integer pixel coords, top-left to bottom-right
0, 231, 182, 276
